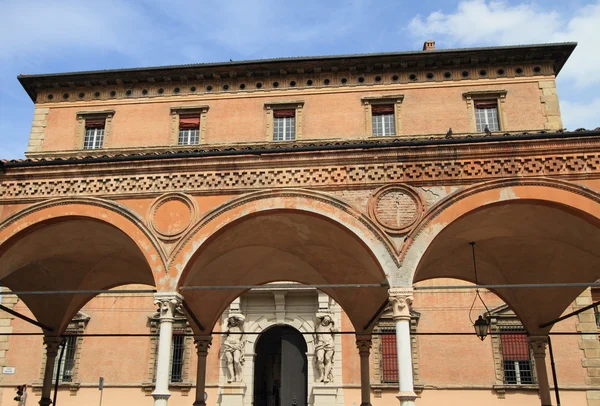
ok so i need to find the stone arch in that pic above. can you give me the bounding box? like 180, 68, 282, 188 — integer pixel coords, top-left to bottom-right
401, 177, 600, 334
170, 189, 397, 286
0, 197, 164, 333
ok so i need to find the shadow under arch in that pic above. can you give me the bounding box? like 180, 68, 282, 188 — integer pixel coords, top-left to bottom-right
0, 198, 162, 334
173, 189, 395, 334
402, 178, 600, 334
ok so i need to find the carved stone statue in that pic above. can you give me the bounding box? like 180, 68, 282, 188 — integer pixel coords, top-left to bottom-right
223, 314, 245, 383
315, 314, 335, 383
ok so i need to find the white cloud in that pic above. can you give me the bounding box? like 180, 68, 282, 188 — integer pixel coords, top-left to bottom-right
408, 0, 600, 128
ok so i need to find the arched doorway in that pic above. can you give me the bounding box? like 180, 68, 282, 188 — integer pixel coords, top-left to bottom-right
254, 326, 308, 406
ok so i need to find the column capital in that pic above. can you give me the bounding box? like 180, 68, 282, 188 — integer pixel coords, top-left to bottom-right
389, 288, 414, 321
528, 335, 549, 357
356, 334, 372, 355
154, 292, 183, 321
43, 336, 63, 357
194, 336, 212, 355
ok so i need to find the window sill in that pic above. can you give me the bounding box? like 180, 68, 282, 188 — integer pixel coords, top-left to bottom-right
493, 384, 538, 399
31, 382, 80, 395
142, 382, 192, 395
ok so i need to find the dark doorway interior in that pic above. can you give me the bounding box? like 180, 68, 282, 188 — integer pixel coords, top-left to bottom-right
254, 325, 308, 406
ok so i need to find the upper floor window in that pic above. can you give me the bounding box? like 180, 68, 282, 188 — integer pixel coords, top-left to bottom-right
474, 100, 500, 132
463, 90, 507, 133
170, 106, 209, 146
264, 101, 304, 142
76, 110, 114, 150
83, 118, 105, 149
371, 104, 396, 137
178, 115, 200, 145
499, 325, 535, 385
362, 95, 404, 138
170, 332, 186, 383
273, 109, 296, 141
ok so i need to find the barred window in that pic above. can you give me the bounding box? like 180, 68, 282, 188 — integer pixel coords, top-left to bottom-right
83, 119, 105, 149
53, 335, 78, 383
381, 328, 398, 383
500, 326, 535, 385
273, 109, 296, 141
474, 100, 500, 132
178, 115, 200, 145
170, 334, 185, 383
372, 105, 396, 137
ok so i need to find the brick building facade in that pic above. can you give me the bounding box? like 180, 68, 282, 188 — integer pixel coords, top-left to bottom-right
0, 41, 598, 406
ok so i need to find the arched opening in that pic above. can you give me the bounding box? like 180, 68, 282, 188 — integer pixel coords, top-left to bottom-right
177, 209, 390, 334
0, 217, 156, 334
412, 200, 600, 334
253, 325, 308, 406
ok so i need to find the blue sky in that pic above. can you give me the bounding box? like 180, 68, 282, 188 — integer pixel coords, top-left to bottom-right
1, 0, 599, 159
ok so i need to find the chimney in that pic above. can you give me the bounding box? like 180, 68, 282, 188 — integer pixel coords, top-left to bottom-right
423, 40, 435, 51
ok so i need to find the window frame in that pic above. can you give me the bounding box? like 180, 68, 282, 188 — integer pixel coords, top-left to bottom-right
144, 310, 194, 394
371, 308, 420, 392
170, 105, 209, 146
37, 312, 89, 394
463, 90, 508, 133
361, 95, 404, 138
264, 100, 304, 142
75, 110, 115, 150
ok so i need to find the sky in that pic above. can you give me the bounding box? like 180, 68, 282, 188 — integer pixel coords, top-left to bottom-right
0, 0, 598, 159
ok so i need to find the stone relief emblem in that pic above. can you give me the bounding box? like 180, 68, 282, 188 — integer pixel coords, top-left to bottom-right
148, 192, 197, 241
223, 314, 246, 383
315, 313, 335, 383
368, 185, 424, 234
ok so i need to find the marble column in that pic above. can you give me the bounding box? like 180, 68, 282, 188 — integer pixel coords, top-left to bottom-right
389, 288, 416, 406
356, 334, 372, 406
39, 336, 62, 406
529, 335, 552, 406
193, 336, 212, 406
152, 292, 183, 406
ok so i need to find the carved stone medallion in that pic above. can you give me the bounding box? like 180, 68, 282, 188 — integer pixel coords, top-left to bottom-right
149, 193, 197, 241
368, 185, 424, 234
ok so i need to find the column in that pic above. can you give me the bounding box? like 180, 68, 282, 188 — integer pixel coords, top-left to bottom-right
152, 292, 183, 406
193, 336, 212, 406
356, 334, 372, 406
39, 336, 62, 406
389, 288, 416, 406
529, 335, 552, 406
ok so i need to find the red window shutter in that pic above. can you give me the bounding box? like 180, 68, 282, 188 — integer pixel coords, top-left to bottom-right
500, 331, 530, 360
85, 118, 106, 129
273, 109, 295, 118
382, 331, 398, 382
179, 115, 200, 129
372, 104, 394, 116
474, 100, 498, 109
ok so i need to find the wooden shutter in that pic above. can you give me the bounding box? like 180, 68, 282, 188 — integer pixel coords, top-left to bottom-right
381, 330, 398, 382
500, 330, 530, 360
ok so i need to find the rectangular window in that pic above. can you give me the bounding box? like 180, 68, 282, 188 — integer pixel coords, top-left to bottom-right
273, 109, 296, 141
592, 288, 600, 328
500, 326, 535, 385
381, 328, 398, 383
170, 334, 185, 383
53, 335, 77, 383
474, 100, 500, 132
372, 104, 396, 137
83, 118, 105, 149
178, 115, 200, 145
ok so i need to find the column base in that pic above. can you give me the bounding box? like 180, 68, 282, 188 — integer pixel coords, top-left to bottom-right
360, 403, 372, 406
192, 402, 206, 406
397, 391, 417, 405
39, 398, 52, 406
152, 391, 171, 406
220, 382, 246, 406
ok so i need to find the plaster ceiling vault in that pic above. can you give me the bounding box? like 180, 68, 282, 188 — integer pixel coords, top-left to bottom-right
178, 211, 390, 333
413, 201, 600, 334
0, 219, 155, 334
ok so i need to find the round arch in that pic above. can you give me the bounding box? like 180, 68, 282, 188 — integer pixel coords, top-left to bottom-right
0, 198, 164, 334
402, 178, 600, 334
171, 189, 395, 333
